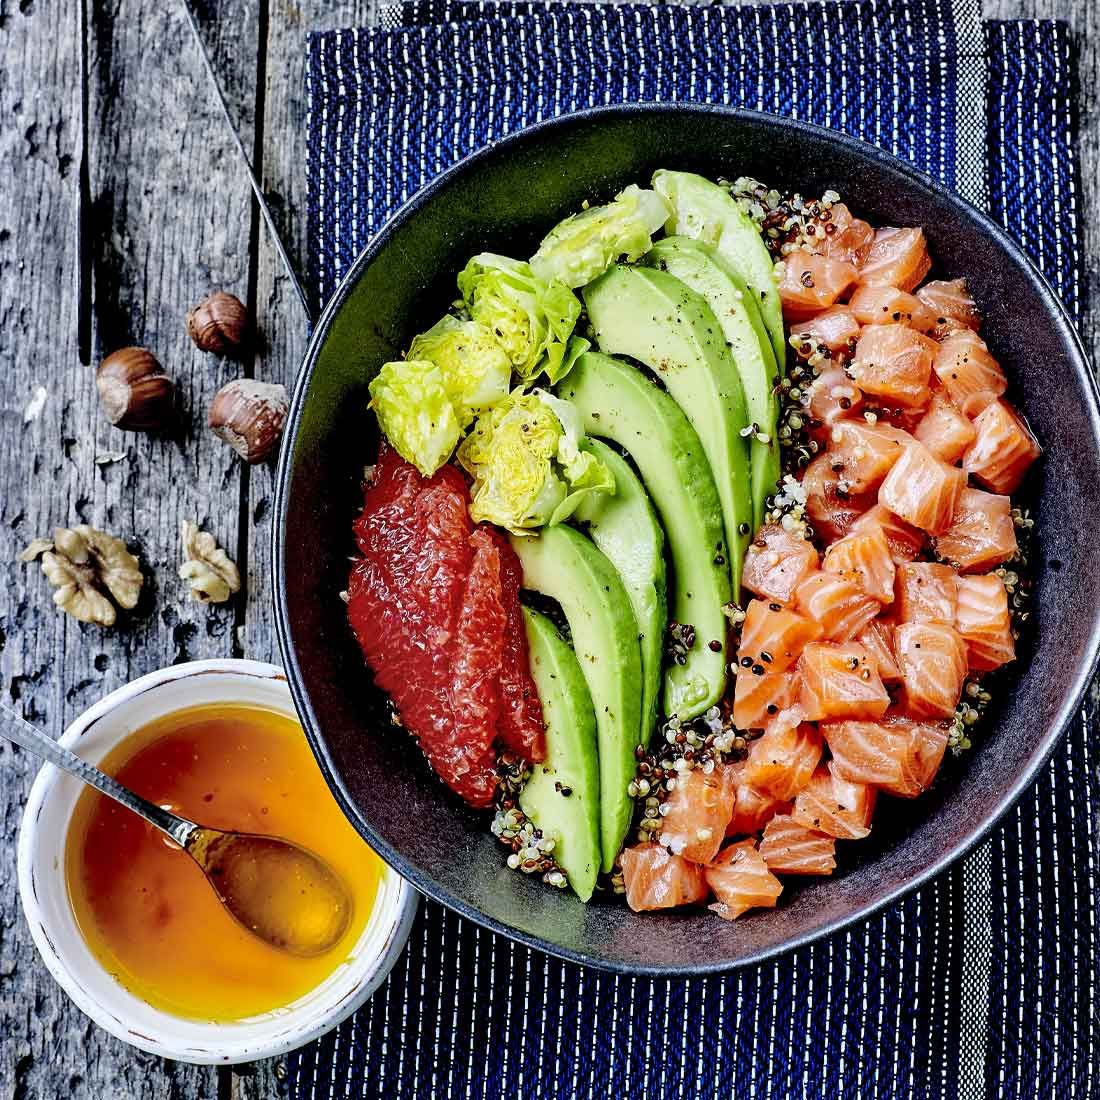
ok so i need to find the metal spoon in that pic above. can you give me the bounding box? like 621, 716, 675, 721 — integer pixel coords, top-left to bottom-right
1, 702, 353, 957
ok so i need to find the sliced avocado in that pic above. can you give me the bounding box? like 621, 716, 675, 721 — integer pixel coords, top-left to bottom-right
583, 264, 751, 595
573, 438, 667, 743
652, 170, 786, 373
509, 525, 642, 872
642, 236, 780, 527
518, 607, 601, 902
556, 352, 730, 721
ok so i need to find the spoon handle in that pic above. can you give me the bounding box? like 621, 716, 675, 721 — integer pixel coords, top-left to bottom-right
0, 701, 198, 848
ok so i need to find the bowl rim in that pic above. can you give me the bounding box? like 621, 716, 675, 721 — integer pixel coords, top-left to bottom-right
16, 657, 420, 1062
273, 102, 1100, 976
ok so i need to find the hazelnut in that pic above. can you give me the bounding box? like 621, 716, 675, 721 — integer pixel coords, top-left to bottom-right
95, 347, 175, 432
187, 291, 248, 355
208, 379, 289, 464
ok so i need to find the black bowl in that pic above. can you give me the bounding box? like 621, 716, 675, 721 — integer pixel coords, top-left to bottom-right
274, 105, 1100, 975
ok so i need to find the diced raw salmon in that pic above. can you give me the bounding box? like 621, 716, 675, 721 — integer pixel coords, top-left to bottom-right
849, 504, 925, 563
778, 250, 859, 321
849, 284, 937, 332
808, 366, 864, 427
802, 453, 877, 543
706, 841, 784, 921
621, 843, 709, 912
726, 766, 792, 837
823, 526, 897, 604
894, 622, 968, 718
856, 619, 901, 681
815, 202, 876, 266
850, 326, 936, 408
738, 599, 823, 674
931, 330, 1007, 417
796, 570, 881, 642
933, 488, 1018, 572
828, 420, 909, 493
876, 715, 950, 797
915, 278, 981, 340
858, 227, 932, 292
878, 438, 966, 534
659, 766, 736, 864
963, 399, 1042, 494
955, 573, 1016, 672
793, 308, 862, 357
914, 392, 978, 463
791, 763, 877, 840
759, 814, 837, 875
733, 668, 803, 732
798, 641, 891, 721
744, 721, 823, 801
741, 524, 821, 605
824, 719, 907, 787
895, 561, 958, 625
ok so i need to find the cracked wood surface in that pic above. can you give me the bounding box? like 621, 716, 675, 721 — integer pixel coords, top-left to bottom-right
0, 0, 1094, 1097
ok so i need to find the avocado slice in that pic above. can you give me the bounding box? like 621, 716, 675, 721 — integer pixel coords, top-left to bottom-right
583, 264, 751, 596
557, 352, 730, 721
642, 236, 780, 528
573, 438, 667, 743
508, 525, 642, 872
518, 607, 601, 901
652, 169, 786, 373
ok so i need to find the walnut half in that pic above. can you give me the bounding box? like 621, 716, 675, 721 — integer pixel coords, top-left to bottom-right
20, 526, 143, 626
179, 520, 241, 604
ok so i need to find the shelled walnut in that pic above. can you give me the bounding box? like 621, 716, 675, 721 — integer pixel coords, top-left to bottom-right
178, 520, 241, 604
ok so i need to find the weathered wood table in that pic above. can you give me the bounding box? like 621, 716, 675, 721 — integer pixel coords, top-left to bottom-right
0, 0, 1095, 1096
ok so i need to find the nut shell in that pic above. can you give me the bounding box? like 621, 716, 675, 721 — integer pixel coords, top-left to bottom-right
208, 379, 289, 464
187, 291, 248, 355
95, 347, 175, 432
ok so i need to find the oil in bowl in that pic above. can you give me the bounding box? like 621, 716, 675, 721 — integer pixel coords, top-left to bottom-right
65, 702, 382, 1021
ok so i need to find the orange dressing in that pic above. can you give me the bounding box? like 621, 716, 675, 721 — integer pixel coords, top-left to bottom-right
65, 704, 381, 1021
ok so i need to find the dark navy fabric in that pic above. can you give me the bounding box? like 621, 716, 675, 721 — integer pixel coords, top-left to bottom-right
296, 5, 1095, 1097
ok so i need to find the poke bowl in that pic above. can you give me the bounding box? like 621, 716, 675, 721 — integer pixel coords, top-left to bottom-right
273, 105, 1100, 974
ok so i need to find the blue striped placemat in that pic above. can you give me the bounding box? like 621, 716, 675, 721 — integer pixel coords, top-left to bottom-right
297, 3, 1095, 1096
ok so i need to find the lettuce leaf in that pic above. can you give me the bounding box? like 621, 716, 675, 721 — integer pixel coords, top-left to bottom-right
368, 359, 462, 476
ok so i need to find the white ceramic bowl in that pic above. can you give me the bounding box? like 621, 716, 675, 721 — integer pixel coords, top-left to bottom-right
17, 658, 419, 1064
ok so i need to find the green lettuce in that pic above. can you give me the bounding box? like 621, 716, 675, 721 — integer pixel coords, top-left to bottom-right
529, 184, 671, 289
368, 359, 462, 477
456, 254, 582, 382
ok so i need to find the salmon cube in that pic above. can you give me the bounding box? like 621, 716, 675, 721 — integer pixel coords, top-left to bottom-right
823, 526, 897, 604
931, 330, 1007, 416
848, 284, 937, 332
706, 841, 784, 921
894, 622, 968, 718
791, 763, 877, 840
741, 524, 820, 605
858, 226, 932, 292
725, 765, 792, 837
744, 720, 823, 801
733, 668, 802, 732
797, 641, 891, 721
916, 278, 981, 340
933, 488, 1018, 572
808, 366, 864, 427
759, 814, 837, 875
792, 308, 862, 358
815, 202, 876, 266
737, 599, 823, 675
914, 392, 978, 463
828, 420, 909, 493
849, 504, 925, 562
802, 453, 877, 543
856, 619, 901, 681
878, 438, 966, 534
851, 326, 936, 408
621, 844, 709, 912
955, 574, 1016, 672
777, 250, 859, 321
877, 715, 950, 797
796, 570, 881, 642
659, 767, 736, 864
895, 561, 958, 625
824, 719, 908, 787
963, 399, 1042, 494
